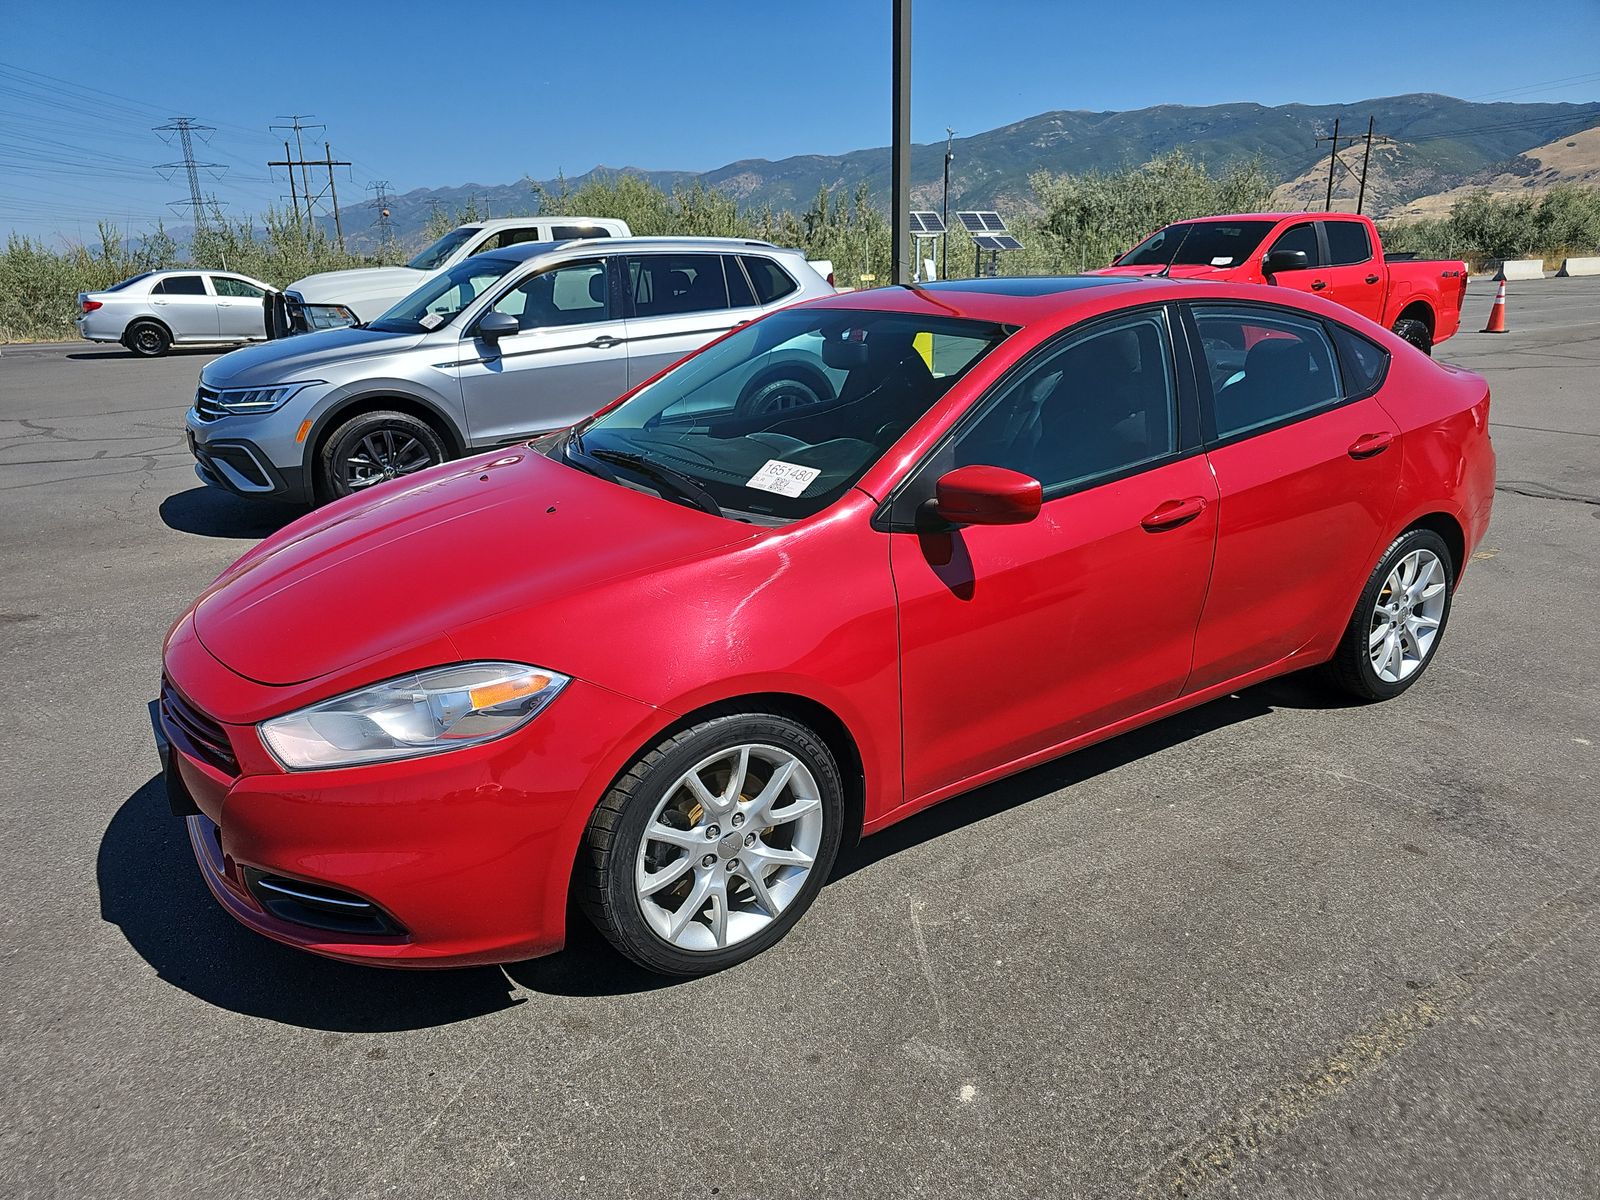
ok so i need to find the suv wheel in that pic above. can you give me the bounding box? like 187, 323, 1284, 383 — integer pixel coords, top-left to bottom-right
316, 410, 448, 502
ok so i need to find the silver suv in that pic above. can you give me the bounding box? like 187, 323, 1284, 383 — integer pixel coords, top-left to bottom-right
186, 238, 834, 504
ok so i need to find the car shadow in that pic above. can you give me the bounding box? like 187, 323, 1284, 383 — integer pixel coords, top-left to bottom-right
159, 486, 303, 540
66, 346, 220, 360
101, 671, 1344, 1023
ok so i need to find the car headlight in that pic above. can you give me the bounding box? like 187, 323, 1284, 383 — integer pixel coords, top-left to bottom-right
210, 381, 321, 414
259, 662, 569, 771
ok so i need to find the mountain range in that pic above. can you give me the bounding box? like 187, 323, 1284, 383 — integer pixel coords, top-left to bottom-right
334, 93, 1600, 251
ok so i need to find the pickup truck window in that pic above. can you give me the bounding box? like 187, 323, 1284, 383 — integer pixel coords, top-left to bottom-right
1269, 222, 1322, 266
407, 227, 480, 271
477, 227, 545, 253
550, 224, 612, 240
1323, 221, 1373, 266
1119, 221, 1274, 268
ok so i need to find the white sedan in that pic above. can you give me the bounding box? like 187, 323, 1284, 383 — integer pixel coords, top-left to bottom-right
76, 269, 275, 357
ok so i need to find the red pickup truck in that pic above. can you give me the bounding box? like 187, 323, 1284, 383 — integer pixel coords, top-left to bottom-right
1089, 212, 1468, 354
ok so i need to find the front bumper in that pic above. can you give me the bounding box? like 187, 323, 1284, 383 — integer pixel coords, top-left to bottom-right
186, 407, 312, 504
157, 652, 662, 968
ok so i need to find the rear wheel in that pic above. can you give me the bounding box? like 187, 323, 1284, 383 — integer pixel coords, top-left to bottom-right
578, 713, 845, 976
316, 410, 448, 502
124, 320, 171, 357
1392, 317, 1432, 356
1325, 528, 1454, 701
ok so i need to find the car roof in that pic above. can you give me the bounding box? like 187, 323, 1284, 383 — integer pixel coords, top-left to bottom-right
482, 236, 797, 265
466, 216, 625, 231
1180, 212, 1365, 224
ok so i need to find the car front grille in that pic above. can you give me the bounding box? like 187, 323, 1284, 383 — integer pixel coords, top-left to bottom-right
159, 676, 238, 776
193, 385, 226, 422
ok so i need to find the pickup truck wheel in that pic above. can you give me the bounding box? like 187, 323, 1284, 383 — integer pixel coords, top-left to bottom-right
124, 320, 171, 357
1392, 318, 1432, 356
317, 410, 448, 501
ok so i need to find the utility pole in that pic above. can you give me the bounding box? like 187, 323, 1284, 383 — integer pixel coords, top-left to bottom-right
270, 116, 324, 234
154, 117, 225, 230
269, 133, 350, 247
1316, 116, 1391, 213
1323, 117, 1340, 212
324, 142, 346, 251
281, 140, 302, 228
1356, 115, 1376, 215
942, 127, 954, 281
891, 0, 912, 286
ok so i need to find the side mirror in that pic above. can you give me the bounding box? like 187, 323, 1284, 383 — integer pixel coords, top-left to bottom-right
1262, 249, 1310, 275
476, 312, 520, 341
933, 465, 1042, 527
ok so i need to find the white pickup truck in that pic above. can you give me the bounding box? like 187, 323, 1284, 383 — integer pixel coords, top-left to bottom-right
285, 216, 632, 330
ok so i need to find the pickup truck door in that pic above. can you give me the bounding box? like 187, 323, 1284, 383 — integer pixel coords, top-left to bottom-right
1318, 220, 1386, 324
455, 257, 629, 445
149, 274, 220, 341
1262, 221, 1327, 302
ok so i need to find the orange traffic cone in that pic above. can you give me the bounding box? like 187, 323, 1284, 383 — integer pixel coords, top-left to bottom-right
1481, 280, 1509, 333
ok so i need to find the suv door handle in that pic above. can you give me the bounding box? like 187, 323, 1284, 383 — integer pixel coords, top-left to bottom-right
1364, 274, 1381, 284
589, 335, 621, 348
1310, 279, 1328, 291
1347, 431, 1394, 459
1140, 496, 1208, 532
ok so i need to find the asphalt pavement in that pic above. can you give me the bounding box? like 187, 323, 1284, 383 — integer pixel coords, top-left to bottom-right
1, 277, 1597, 1199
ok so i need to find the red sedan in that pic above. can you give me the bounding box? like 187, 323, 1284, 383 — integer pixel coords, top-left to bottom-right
157, 277, 1495, 975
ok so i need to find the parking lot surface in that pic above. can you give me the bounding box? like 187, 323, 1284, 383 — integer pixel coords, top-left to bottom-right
2, 277, 1597, 1198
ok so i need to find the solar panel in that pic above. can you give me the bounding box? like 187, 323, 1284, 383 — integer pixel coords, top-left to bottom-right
972, 235, 1023, 251
956, 211, 988, 233
983, 212, 1010, 232
909, 210, 946, 234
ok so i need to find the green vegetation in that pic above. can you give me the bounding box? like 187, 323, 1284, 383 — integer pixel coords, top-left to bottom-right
1379, 185, 1600, 269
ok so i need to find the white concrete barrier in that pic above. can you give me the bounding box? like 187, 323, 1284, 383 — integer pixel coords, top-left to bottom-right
1556, 256, 1600, 277
1494, 259, 1546, 281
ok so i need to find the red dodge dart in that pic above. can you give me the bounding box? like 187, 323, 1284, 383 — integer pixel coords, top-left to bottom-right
157, 277, 1495, 975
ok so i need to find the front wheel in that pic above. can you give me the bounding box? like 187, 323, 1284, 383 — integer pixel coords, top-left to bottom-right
1392, 317, 1432, 356
316, 410, 448, 502
578, 713, 845, 976
1324, 528, 1455, 701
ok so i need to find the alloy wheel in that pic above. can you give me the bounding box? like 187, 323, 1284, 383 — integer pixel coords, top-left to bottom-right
1368, 548, 1446, 683
343, 428, 436, 490
634, 743, 824, 952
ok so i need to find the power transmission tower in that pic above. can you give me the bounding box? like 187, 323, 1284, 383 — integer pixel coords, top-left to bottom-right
367, 180, 396, 252
1317, 115, 1393, 213
154, 117, 226, 228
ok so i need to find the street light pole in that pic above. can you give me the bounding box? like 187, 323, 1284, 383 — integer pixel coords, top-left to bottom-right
942, 126, 954, 281
891, 0, 912, 285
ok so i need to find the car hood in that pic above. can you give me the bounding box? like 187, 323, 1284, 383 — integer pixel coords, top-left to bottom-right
192, 449, 755, 686
200, 326, 425, 388
288, 266, 428, 306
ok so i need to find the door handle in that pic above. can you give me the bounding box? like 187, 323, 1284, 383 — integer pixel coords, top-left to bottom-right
1364, 274, 1381, 284
1310, 279, 1328, 291
1347, 431, 1394, 459
588, 335, 622, 348
1140, 496, 1207, 532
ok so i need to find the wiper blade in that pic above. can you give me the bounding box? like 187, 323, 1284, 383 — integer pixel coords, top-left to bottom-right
585, 448, 723, 517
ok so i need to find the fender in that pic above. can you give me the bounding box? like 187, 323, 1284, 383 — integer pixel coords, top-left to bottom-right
298, 384, 468, 481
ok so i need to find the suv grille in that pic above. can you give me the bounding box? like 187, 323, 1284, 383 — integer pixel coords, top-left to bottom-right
159, 677, 238, 775
193, 385, 226, 422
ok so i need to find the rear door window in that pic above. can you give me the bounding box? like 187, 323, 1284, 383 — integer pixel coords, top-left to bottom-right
741, 255, 798, 305
1191, 305, 1343, 439
628, 254, 730, 318
154, 275, 208, 296
1323, 221, 1373, 266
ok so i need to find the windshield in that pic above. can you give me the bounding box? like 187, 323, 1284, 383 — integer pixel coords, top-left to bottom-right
366, 256, 520, 334
568, 307, 1011, 522
407, 226, 480, 271
1118, 221, 1275, 268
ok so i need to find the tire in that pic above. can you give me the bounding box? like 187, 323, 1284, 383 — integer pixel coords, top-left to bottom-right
316, 409, 449, 502
124, 320, 171, 358
578, 712, 845, 976
1392, 317, 1432, 356
1324, 528, 1455, 702
736, 374, 824, 417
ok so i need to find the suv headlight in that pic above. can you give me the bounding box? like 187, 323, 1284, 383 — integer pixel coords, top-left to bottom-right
259, 662, 569, 771
211, 381, 321, 414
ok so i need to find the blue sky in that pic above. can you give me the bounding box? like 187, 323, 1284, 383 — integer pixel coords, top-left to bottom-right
4, 0, 1598, 243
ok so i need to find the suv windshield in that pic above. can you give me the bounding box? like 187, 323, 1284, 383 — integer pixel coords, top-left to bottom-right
1118, 221, 1274, 268
367, 256, 519, 334
567, 307, 1011, 522
407, 227, 480, 271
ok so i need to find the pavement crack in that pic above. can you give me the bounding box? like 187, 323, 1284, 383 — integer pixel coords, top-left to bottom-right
1494, 480, 1600, 506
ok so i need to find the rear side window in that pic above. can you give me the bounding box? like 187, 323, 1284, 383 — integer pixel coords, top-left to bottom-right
1192, 305, 1343, 440
741, 255, 798, 305
724, 255, 757, 307
154, 275, 207, 296
1323, 221, 1372, 266
1330, 323, 1389, 396
628, 254, 730, 317
478, 227, 545, 252
1268, 223, 1321, 267
550, 224, 611, 240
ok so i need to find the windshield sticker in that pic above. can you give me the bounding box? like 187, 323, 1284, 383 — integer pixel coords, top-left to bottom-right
1211, 256, 1234, 266
746, 459, 821, 498
418, 312, 445, 330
